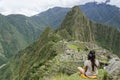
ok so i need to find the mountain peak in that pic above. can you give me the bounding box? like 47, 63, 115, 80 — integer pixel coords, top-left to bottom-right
61, 6, 86, 28
59, 6, 93, 42
72, 6, 80, 12
71, 6, 85, 16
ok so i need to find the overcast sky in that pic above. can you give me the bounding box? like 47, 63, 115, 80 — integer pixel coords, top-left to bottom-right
0, 0, 119, 16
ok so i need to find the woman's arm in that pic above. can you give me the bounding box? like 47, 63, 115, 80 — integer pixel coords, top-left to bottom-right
84, 66, 88, 73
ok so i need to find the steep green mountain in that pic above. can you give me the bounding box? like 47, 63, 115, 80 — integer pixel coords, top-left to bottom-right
0, 2, 120, 66
58, 6, 120, 56
0, 6, 120, 80
0, 28, 113, 80
0, 14, 27, 65
0, 14, 42, 66
0, 7, 69, 66
6, 14, 41, 42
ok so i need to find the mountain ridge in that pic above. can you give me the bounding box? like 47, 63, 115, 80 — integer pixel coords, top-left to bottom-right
0, 3, 120, 68
58, 6, 120, 55
0, 6, 119, 80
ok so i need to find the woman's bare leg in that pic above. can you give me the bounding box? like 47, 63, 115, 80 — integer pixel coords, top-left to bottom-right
77, 67, 84, 74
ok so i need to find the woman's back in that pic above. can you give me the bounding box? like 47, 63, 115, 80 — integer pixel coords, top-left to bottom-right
84, 59, 99, 76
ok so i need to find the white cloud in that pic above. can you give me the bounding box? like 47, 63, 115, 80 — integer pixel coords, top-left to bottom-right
0, 0, 119, 16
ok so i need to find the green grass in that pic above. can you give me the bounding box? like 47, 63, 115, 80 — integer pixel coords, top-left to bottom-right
49, 69, 107, 80
100, 59, 108, 63
67, 44, 86, 51
67, 44, 79, 51
67, 69, 106, 80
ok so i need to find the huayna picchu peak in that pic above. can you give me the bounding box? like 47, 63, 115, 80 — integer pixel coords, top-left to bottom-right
59, 6, 120, 56
59, 6, 94, 42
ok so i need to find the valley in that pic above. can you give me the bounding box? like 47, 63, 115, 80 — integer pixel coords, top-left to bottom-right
0, 2, 120, 80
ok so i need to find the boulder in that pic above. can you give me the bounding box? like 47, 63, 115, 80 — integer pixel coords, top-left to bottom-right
105, 58, 120, 80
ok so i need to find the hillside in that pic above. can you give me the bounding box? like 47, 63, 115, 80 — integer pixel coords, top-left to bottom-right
0, 7, 69, 66
0, 2, 120, 66
0, 14, 28, 65
0, 14, 42, 66
80, 2, 120, 29
58, 6, 120, 56
0, 32, 116, 80
0, 6, 120, 80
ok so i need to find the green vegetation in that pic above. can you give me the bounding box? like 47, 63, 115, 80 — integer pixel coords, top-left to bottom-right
0, 9, 66, 65
67, 44, 79, 51
49, 69, 108, 80
59, 6, 120, 57
0, 6, 119, 80
67, 43, 86, 51
100, 60, 109, 64
0, 14, 40, 65
1, 3, 120, 67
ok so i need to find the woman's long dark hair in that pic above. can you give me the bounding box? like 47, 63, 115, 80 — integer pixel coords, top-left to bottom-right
88, 50, 97, 71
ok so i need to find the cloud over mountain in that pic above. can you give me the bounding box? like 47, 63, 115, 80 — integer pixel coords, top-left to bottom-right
0, 0, 119, 16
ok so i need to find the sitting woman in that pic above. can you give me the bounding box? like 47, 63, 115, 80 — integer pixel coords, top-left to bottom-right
77, 50, 99, 79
